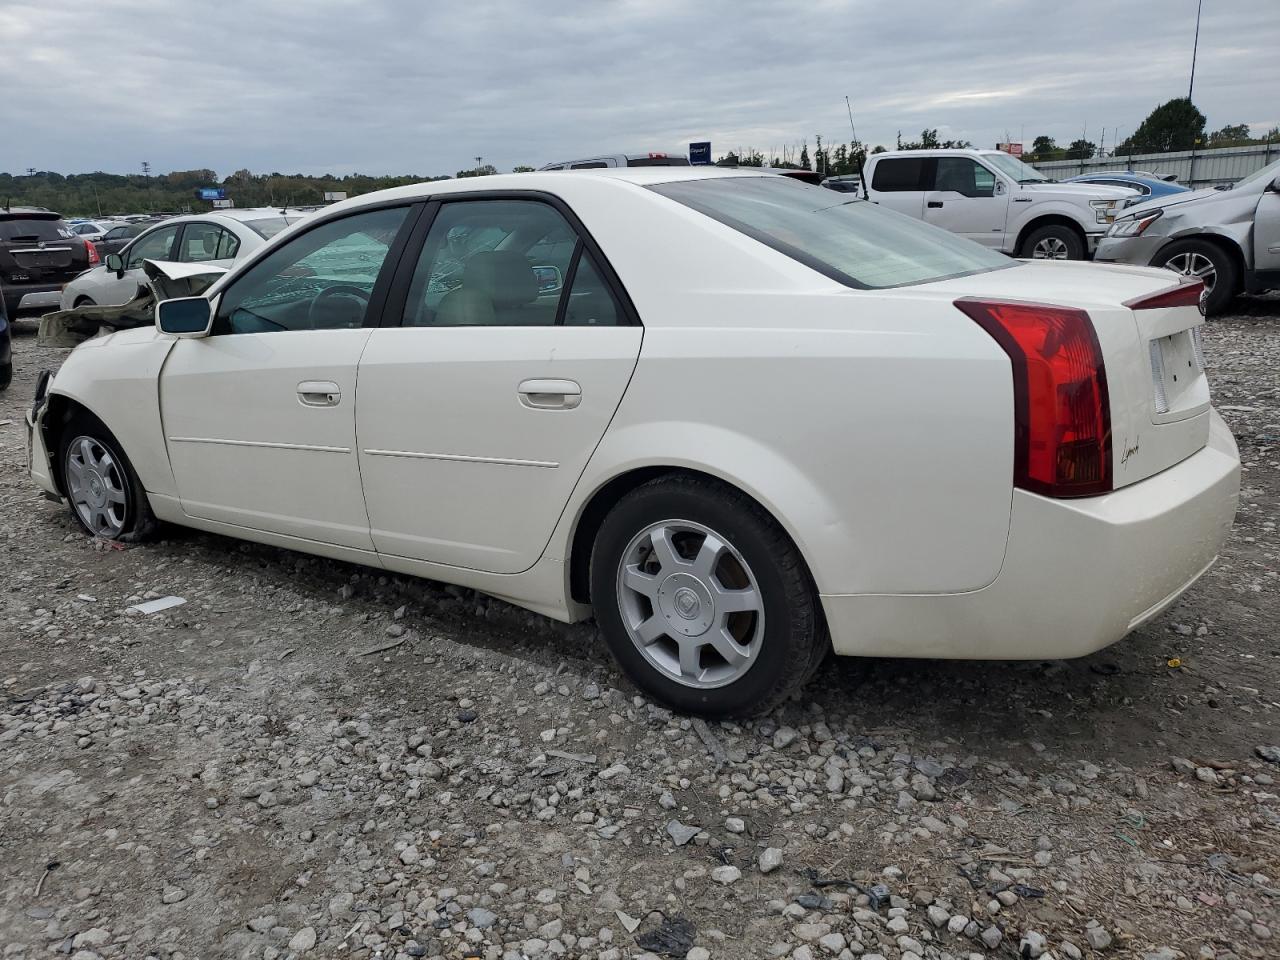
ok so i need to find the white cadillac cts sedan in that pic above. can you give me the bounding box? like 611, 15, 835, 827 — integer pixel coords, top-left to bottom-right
27, 170, 1241, 716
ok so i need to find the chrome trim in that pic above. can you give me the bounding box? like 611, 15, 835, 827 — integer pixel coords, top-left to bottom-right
11, 246, 73, 254
363, 448, 559, 468
168, 437, 351, 454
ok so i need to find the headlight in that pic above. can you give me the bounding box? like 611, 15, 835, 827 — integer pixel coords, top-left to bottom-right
1089, 199, 1122, 224
1106, 209, 1163, 238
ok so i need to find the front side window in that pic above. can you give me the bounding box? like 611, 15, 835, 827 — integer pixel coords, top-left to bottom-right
214, 206, 408, 334
871, 158, 928, 192
651, 177, 1013, 289
401, 199, 622, 327
125, 224, 180, 269
935, 158, 996, 198
104, 226, 129, 241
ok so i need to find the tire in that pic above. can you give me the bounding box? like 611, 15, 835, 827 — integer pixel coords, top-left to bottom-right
589, 474, 826, 717
1155, 239, 1238, 316
1018, 223, 1086, 260
57, 413, 158, 542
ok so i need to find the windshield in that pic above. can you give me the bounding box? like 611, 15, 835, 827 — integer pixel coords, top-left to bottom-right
1231, 157, 1280, 190
650, 177, 1013, 289
983, 152, 1051, 183
245, 216, 303, 239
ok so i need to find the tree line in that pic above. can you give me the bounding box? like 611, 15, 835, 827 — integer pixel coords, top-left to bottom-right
6, 98, 1274, 217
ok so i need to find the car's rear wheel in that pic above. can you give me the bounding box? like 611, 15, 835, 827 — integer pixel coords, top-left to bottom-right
58, 415, 157, 542
590, 475, 825, 717
1018, 223, 1085, 260
1156, 239, 1237, 316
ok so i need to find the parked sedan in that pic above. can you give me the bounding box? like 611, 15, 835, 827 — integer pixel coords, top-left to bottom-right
1065, 172, 1190, 204
94, 218, 166, 258
68, 220, 114, 243
26, 170, 1240, 716
60, 209, 308, 310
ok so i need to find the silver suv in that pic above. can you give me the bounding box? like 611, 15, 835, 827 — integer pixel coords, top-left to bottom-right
1096, 157, 1280, 314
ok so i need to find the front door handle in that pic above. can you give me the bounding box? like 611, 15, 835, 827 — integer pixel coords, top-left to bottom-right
927, 200, 944, 208
518, 378, 581, 410
298, 381, 341, 407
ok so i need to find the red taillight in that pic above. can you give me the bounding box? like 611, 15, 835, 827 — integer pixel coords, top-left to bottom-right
85, 239, 100, 265
647, 152, 668, 159
1124, 279, 1204, 311
957, 298, 1112, 498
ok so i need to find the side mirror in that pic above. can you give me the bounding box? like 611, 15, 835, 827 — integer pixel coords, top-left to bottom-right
994, 180, 1006, 196
105, 253, 124, 277
156, 297, 212, 338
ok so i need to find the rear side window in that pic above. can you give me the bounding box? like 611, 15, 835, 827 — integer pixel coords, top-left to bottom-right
651, 177, 1013, 289
0, 218, 73, 242
871, 158, 929, 192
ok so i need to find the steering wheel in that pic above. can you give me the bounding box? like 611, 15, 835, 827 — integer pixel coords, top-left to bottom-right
307, 284, 371, 329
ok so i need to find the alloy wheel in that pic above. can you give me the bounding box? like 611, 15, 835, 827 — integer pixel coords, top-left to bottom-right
66, 435, 129, 538
1031, 236, 1071, 259
1163, 250, 1217, 294
615, 519, 765, 689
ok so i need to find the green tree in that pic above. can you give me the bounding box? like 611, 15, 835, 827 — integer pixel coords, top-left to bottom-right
1115, 98, 1207, 154
1207, 124, 1253, 147
799, 141, 810, 171
512, 165, 535, 173
1029, 135, 1059, 160
1065, 139, 1096, 160
456, 164, 498, 178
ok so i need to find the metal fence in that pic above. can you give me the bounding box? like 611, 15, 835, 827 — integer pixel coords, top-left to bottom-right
1034, 143, 1277, 188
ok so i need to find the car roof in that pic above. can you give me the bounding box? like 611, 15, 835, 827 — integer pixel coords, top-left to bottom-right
0, 207, 62, 220
325, 167, 775, 210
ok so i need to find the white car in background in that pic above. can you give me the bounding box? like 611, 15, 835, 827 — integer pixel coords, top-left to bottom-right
59, 209, 308, 310
68, 220, 114, 243
27, 170, 1240, 716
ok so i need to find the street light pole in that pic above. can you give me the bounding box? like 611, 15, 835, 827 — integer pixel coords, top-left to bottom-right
1188, 0, 1202, 102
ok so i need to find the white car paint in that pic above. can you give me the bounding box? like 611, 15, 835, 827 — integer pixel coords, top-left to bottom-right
58, 209, 308, 310
862, 149, 1135, 255
28, 169, 1239, 694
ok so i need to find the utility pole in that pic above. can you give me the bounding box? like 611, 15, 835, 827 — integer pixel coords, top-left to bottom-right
474, 156, 483, 175
1188, 0, 1202, 101
141, 161, 151, 178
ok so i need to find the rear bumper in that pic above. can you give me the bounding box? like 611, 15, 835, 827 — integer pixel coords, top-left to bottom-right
6, 283, 64, 314
821, 408, 1240, 659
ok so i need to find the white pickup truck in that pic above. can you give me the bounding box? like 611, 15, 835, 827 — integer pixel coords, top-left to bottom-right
859, 149, 1136, 260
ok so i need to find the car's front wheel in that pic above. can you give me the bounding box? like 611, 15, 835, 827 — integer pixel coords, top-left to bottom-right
1156, 239, 1238, 316
58, 414, 157, 542
1018, 223, 1085, 260
590, 475, 826, 717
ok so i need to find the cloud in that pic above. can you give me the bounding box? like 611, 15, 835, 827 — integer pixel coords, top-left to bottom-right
2, 0, 1277, 177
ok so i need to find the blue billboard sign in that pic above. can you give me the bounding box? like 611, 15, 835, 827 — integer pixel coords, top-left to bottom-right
689, 142, 712, 165
196, 187, 226, 201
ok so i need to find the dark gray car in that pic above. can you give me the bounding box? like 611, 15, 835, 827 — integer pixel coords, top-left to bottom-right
1095, 158, 1280, 314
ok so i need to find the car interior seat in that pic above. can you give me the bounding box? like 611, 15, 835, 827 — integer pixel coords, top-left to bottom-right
435, 250, 541, 326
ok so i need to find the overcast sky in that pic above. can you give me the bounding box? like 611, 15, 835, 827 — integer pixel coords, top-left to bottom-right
2, 0, 1278, 178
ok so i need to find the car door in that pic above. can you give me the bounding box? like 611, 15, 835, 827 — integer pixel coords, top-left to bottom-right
159, 204, 416, 550
869, 157, 930, 219
1254, 180, 1280, 272
923, 157, 1010, 247
101, 222, 180, 304
355, 196, 643, 574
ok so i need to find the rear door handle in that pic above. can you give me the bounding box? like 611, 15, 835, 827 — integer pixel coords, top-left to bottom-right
518, 378, 581, 410
927, 200, 944, 208
298, 380, 341, 407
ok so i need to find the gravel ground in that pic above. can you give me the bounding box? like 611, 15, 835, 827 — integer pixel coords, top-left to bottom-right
1, 298, 1277, 960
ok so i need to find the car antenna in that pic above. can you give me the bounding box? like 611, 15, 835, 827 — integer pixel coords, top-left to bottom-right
845, 95, 869, 200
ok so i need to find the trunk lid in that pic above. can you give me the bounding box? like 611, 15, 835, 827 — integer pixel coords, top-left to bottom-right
921, 259, 1210, 489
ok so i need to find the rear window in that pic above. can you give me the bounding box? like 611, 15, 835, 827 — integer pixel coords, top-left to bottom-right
650, 177, 1013, 289
245, 216, 302, 240
626, 156, 691, 167
0, 218, 74, 242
